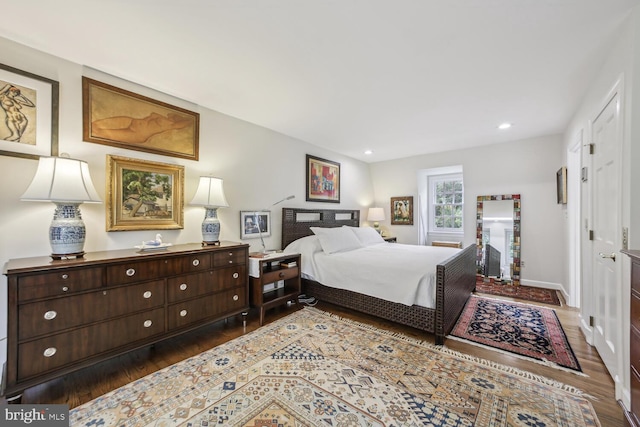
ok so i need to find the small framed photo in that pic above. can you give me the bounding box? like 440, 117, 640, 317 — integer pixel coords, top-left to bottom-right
0, 63, 59, 160
556, 166, 567, 204
240, 210, 271, 239
306, 154, 340, 203
107, 155, 184, 231
391, 196, 414, 225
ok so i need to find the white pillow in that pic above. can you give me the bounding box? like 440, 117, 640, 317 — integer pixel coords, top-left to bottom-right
310, 226, 363, 254
345, 226, 386, 246
283, 235, 322, 258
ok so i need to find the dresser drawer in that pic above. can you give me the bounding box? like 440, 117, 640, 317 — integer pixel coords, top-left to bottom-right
168, 287, 247, 330
213, 249, 246, 267
633, 260, 640, 294
18, 268, 103, 302
17, 308, 165, 381
19, 280, 165, 340
106, 259, 167, 285
214, 265, 247, 291
632, 292, 640, 333
164, 253, 211, 275
167, 271, 215, 302
262, 266, 299, 285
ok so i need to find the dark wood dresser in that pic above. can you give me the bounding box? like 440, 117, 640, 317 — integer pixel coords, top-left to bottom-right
2, 242, 249, 401
622, 249, 640, 426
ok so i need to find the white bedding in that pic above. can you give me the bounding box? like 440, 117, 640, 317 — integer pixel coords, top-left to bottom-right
283, 231, 461, 308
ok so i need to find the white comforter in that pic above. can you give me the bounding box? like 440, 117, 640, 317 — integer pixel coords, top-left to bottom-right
288, 241, 460, 308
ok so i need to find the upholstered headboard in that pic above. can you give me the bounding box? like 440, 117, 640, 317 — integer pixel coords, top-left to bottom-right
281, 208, 360, 249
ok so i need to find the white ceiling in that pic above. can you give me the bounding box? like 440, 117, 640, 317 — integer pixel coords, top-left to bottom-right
1, 0, 638, 162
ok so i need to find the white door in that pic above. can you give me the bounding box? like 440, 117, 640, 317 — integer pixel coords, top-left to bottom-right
591, 91, 622, 381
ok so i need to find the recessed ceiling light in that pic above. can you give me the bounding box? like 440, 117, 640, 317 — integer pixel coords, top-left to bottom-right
364, 150, 373, 155
498, 122, 512, 130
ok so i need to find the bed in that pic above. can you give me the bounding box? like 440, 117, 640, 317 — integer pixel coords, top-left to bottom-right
281, 207, 476, 345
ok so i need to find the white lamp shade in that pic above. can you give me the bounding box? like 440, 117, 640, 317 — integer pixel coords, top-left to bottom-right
190, 176, 229, 208
21, 156, 102, 203
367, 207, 385, 222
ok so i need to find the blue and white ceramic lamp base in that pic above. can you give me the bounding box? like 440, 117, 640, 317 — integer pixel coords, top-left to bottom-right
201, 207, 221, 245
49, 203, 86, 258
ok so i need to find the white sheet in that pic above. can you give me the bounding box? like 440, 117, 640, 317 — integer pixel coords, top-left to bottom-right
285, 240, 460, 308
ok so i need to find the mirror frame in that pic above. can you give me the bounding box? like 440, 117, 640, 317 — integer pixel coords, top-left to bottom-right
476, 194, 521, 285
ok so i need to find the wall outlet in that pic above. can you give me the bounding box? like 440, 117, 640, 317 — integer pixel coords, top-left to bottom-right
520, 261, 525, 268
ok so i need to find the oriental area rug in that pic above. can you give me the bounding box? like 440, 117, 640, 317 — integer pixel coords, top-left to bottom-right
450, 295, 582, 372
475, 276, 562, 306
70, 307, 599, 427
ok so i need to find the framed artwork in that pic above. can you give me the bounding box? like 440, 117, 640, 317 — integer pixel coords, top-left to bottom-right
306, 154, 340, 203
556, 166, 567, 204
391, 196, 414, 225
240, 210, 271, 239
106, 155, 184, 231
0, 63, 59, 160
83, 77, 200, 160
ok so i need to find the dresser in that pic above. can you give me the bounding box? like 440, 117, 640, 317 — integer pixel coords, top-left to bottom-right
622, 249, 640, 426
2, 242, 249, 401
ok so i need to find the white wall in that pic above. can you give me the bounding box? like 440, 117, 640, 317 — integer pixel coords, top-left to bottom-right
0, 37, 374, 378
369, 135, 566, 289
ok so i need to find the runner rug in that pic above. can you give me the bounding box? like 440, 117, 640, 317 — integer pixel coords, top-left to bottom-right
475, 276, 562, 306
70, 307, 598, 426
450, 295, 582, 372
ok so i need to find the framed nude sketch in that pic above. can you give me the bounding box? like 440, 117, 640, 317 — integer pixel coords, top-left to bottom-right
83, 77, 199, 160
0, 63, 59, 160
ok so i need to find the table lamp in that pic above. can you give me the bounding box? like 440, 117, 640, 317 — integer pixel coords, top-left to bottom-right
190, 176, 229, 245
367, 207, 385, 233
21, 155, 102, 259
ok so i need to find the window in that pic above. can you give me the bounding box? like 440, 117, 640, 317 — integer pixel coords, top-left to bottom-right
429, 173, 463, 233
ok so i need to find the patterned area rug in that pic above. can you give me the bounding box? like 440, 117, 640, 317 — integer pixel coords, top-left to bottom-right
450, 295, 582, 372
70, 307, 599, 426
475, 276, 562, 306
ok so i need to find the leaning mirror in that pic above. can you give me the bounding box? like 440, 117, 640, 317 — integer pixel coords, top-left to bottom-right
476, 195, 521, 285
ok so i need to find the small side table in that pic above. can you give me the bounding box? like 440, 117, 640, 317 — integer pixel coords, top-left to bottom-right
383, 236, 397, 243
249, 253, 301, 325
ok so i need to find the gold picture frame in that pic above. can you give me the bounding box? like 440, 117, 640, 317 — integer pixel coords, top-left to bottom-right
306, 154, 340, 203
107, 155, 184, 231
0, 63, 59, 160
390, 196, 414, 225
83, 77, 199, 160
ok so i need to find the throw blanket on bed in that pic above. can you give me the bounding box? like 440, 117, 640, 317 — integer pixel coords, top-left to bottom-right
284, 232, 460, 308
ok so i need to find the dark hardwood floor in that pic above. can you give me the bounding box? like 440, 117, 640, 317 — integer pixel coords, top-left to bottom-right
2, 294, 623, 426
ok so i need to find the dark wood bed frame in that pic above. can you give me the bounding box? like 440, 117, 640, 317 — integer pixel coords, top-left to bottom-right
281, 207, 476, 345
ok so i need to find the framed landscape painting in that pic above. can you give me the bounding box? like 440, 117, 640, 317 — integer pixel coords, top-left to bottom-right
0, 63, 59, 159
306, 154, 340, 203
83, 77, 199, 160
107, 155, 184, 231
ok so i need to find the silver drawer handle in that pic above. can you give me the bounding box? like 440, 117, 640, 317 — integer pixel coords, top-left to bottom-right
126, 268, 136, 277
143, 320, 153, 328
228, 252, 233, 256
143, 291, 152, 299
233, 294, 239, 301
192, 259, 200, 266
180, 283, 188, 291
61, 274, 69, 280
233, 272, 239, 279
62, 286, 69, 292
44, 310, 57, 320
180, 309, 188, 317
599, 252, 616, 261
228, 260, 234, 264
43, 347, 57, 357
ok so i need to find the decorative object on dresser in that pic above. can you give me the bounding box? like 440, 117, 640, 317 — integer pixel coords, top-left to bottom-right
621, 249, 640, 426
190, 176, 229, 245
20, 155, 102, 259
390, 196, 413, 225
0, 63, 59, 160
305, 154, 340, 203
2, 242, 249, 402
249, 252, 301, 325
106, 155, 185, 231
82, 77, 199, 160
367, 207, 385, 233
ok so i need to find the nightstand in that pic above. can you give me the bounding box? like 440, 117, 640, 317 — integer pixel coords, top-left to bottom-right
383, 236, 397, 243
249, 253, 301, 325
